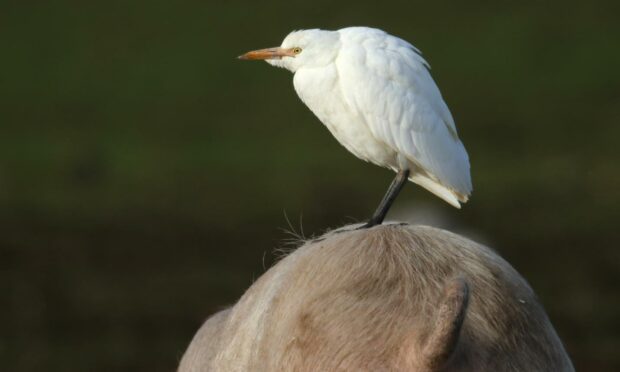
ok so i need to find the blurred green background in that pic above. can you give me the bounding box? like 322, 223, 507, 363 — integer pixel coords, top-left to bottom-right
2, 0, 619, 370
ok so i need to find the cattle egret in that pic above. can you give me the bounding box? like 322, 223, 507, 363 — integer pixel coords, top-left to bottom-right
239, 27, 472, 227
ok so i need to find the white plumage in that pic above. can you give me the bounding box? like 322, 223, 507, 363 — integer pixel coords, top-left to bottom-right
240, 27, 472, 209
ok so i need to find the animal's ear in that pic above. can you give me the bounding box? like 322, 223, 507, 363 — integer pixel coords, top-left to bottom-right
420, 277, 470, 371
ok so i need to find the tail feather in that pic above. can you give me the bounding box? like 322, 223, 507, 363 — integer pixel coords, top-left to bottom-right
409, 174, 469, 209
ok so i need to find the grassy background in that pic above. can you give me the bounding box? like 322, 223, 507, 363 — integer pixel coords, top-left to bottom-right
1, 0, 619, 370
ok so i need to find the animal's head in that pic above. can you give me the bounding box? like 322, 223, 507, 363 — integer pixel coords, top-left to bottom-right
238, 29, 340, 72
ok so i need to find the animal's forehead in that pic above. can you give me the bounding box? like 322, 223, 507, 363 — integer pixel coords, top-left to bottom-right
281, 29, 323, 47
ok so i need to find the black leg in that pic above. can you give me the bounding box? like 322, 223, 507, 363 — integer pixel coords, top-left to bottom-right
358, 169, 410, 229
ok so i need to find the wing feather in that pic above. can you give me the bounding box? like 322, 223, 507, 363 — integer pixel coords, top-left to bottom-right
335, 28, 472, 198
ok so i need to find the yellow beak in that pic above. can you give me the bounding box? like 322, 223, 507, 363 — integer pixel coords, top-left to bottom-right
238, 47, 295, 60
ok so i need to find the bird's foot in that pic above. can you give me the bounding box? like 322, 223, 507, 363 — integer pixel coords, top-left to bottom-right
356, 221, 410, 230
324, 224, 370, 236
312, 221, 408, 243
355, 219, 381, 230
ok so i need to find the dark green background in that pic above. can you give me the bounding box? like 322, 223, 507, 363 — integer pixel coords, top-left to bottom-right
2, 1, 619, 370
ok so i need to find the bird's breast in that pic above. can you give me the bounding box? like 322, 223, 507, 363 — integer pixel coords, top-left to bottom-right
293, 67, 398, 168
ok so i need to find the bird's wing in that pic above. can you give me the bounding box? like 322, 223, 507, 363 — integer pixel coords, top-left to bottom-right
335, 29, 472, 197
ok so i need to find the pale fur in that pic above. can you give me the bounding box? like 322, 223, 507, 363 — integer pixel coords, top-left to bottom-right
178, 224, 574, 372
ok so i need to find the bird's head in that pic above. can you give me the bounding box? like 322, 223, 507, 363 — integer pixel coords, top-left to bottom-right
238, 29, 340, 73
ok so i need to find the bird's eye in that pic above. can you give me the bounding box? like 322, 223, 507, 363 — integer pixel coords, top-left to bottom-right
292, 47, 302, 54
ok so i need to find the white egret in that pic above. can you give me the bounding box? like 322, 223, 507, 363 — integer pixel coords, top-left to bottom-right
239, 27, 472, 227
